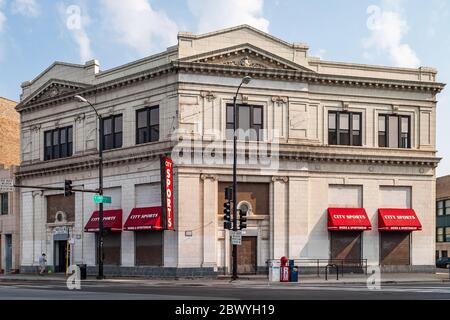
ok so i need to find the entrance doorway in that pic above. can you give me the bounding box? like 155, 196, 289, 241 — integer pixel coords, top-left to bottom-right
5, 235, 12, 273
236, 236, 257, 274
54, 240, 69, 273
380, 232, 411, 265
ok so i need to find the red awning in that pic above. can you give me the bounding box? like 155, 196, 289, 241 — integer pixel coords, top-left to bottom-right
328, 208, 372, 231
84, 209, 123, 233
123, 207, 163, 231
378, 209, 422, 231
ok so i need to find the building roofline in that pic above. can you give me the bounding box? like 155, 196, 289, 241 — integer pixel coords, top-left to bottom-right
0, 96, 18, 104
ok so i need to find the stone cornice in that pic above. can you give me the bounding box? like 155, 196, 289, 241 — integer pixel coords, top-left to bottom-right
17, 59, 445, 114
16, 141, 175, 179
16, 141, 440, 179
16, 63, 177, 113
176, 61, 445, 93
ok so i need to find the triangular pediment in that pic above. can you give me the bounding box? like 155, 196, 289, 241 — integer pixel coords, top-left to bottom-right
180, 44, 315, 73
21, 79, 92, 106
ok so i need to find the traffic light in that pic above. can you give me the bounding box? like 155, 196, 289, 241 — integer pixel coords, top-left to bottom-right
64, 180, 73, 197
223, 201, 232, 230
239, 207, 248, 230
225, 186, 233, 201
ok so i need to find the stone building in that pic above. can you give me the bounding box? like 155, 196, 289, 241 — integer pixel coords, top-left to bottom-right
16, 25, 444, 276
0, 97, 20, 273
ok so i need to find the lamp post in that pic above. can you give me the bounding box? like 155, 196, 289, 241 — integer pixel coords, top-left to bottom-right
74, 95, 104, 280
232, 76, 252, 280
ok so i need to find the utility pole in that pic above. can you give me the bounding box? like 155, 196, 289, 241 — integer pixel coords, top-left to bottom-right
74, 95, 104, 279
232, 76, 252, 280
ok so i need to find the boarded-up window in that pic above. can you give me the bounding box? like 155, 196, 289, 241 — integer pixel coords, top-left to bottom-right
218, 182, 269, 215
47, 194, 75, 223
380, 232, 411, 265
103, 188, 121, 210
328, 185, 362, 208
330, 231, 362, 261
379, 186, 411, 208
99, 233, 121, 266
135, 183, 161, 208
135, 231, 163, 266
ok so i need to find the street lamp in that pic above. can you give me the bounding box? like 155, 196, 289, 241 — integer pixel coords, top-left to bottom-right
232, 76, 252, 280
74, 94, 105, 280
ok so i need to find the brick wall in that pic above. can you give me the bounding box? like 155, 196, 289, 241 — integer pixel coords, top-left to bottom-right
0, 98, 19, 167
437, 176, 450, 200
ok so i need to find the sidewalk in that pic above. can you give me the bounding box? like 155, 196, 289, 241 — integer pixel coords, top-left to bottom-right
0, 272, 449, 286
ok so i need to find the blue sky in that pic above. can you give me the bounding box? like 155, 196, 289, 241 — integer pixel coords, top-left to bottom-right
1, 0, 449, 175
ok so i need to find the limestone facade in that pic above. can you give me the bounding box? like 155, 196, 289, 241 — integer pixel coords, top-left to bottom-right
16, 25, 444, 275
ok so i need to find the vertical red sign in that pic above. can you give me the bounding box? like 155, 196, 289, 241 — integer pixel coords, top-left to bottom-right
165, 157, 174, 230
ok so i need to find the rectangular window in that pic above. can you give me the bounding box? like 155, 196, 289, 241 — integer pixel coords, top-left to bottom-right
102, 114, 123, 150
328, 111, 362, 146
443, 251, 449, 258
136, 106, 159, 145
445, 200, 450, 215
44, 126, 73, 160
446, 228, 450, 243
378, 115, 410, 149
1, 193, 8, 215
437, 201, 444, 216
437, 228, 444, 243
226, 104, 263, 141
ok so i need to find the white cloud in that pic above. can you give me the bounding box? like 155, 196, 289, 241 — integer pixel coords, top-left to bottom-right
0, 0, 6, 33
363, 2, 420, 68
59, 3, 93, 63
313, 49, 326, 59
11, 0, 40, 17
100, 0, 178, 56
187, 0, 269, 33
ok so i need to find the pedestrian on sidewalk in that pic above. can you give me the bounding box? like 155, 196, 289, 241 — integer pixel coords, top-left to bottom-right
39, 253, 47, 275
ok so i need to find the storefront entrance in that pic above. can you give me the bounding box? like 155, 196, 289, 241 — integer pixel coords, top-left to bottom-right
237, 236, 257, 274
54, 240, 69, 273
330, 231, 362, 261
380, 232, 411, 266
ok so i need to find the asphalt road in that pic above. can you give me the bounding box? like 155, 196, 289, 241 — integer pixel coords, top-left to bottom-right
0, 279, 449, 300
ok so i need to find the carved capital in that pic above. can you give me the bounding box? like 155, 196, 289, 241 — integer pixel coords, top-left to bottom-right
200, 174, 218, 181
200, 91, 217, 102
272, 176, 289, 183
75, 113, 86, 123
272, 96, 288, 106
31, 124, 41, 133
241, 95, 249, 104
32, 190, 43, 197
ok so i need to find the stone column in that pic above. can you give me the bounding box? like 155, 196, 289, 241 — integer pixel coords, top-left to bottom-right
121, 181, 135, 267
272, 176, 289, 259
288, 177, 309, 259
20, 192, 34, 266
201, 174, 218, 269
177, 173, 202, 268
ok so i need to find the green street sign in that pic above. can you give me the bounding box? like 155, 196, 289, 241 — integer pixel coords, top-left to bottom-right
93, 195, 112, 204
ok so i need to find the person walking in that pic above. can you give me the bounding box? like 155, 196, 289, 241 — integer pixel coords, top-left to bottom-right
39, 253, 47, 275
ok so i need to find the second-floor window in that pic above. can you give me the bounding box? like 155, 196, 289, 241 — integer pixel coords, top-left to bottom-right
437, 200, 450, 216
226, 104, 263, 141
328, 111, 362, 146
136, 106, 159, 145
44, 126, 73, 160
378, 115, 410, 148
102, 114, 123, 150
1, 193, 8, 215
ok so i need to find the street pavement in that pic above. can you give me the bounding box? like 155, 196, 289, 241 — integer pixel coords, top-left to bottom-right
0, 272, 449, 300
